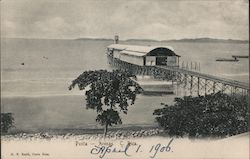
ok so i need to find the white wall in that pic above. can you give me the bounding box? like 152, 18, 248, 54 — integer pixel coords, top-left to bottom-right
120, 54, 144, 66
167, 56, 177, 66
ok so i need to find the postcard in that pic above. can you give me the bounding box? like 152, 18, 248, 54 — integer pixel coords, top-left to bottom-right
1, 0, 249, 159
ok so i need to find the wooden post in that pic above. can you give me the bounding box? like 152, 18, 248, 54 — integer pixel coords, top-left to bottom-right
205, 79, 207, 95
241, 89, 244, 96
184, 74, 187, 88
234, 86, 237, 95
177, 72, 181, 84
177, 57, 179, 67
222, 84, 226, 93
213, 82, 216, 94
171, 71, 174, 85
190, 75, 193, 96
197, 77, 200, 96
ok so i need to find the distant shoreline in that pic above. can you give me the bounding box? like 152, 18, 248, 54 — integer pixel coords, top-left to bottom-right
3, 37, 249, 44
76, 37, 249, 44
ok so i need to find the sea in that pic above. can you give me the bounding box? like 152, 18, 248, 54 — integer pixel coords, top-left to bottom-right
1, 38, 249, 131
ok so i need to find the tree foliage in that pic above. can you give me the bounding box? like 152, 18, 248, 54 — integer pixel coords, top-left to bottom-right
1, 113, 14, 133
69, 69, 142, 135
153, 92, 249, 137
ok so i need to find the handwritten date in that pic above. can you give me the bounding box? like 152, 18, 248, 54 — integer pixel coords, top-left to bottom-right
90, 138, 174, 158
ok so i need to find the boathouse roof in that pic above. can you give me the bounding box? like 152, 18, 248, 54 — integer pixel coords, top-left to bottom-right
107, 44, 180, 57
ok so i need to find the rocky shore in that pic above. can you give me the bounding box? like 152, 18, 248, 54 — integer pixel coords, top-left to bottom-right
2, 128, 164, 141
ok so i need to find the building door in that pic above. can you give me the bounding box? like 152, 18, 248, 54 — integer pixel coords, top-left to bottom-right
156, 57, 168, 65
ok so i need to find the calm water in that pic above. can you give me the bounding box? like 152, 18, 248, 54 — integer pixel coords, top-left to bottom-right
1, 38, 249, 130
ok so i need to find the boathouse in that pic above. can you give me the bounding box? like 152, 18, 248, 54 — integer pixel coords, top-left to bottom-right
107, 44, 180, 67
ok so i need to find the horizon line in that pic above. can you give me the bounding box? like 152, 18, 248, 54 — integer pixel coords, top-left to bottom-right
2, 36, 249, 41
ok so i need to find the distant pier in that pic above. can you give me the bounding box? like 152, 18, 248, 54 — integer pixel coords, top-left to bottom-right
232, 55, 249, 59
216, 55, 249, 62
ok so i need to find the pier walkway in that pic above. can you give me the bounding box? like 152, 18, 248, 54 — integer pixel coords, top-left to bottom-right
156, 65, 249, 90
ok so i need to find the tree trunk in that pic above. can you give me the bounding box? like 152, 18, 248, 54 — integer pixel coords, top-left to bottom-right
103, 122, 108, 138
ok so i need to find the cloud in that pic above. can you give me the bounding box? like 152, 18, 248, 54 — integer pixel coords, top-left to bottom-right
2, 0, 249, 40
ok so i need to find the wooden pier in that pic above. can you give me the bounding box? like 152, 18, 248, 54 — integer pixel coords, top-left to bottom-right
107, 54, 249, 96
156, 65, 249, 96
106, 36, 249, 96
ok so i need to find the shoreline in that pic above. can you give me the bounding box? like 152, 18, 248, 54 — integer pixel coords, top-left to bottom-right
2, 129, 249, 141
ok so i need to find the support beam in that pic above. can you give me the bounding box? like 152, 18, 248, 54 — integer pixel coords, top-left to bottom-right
186, 63, 189, 70
197, 77, 200, 96
213, 81, 216, 94
190, 75, 193, 95
182, 61, 184, 68
222, 84, 226, 93
177, 72, 182, 84
171, 71, 174, 85
184, 74, 187, 88
205, 79, 207, 95
234, 86, 237, 95
177, 57, 180, 67
242, 89, 245, 96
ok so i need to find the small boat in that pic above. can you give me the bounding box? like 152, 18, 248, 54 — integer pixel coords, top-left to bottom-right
216, 58, 239, 62
232, 55, 249, 59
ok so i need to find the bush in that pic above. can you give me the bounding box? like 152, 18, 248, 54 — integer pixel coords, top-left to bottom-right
1, 113, 15, 133
153, 92, 249, 137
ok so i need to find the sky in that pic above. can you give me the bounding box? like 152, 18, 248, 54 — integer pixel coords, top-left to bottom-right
1, 0, 249, 40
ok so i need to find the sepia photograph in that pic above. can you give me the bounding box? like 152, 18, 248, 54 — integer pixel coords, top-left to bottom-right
1, 0, 249, 158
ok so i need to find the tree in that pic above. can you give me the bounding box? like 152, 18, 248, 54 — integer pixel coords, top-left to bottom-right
69, 69, 142, 137
1, 113, 14, 133
153, 92, 249, 137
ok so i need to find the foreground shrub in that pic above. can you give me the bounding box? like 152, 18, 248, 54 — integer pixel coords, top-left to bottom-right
153, 92, 249, 137
1, 113, 15, 133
